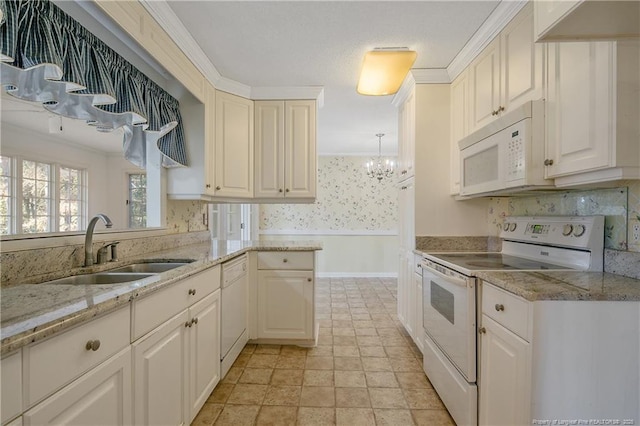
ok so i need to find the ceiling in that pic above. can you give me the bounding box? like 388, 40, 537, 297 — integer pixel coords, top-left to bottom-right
166, 1, 500, 156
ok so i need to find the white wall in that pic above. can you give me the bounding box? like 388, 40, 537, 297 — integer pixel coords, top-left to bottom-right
414, 84, 489, 236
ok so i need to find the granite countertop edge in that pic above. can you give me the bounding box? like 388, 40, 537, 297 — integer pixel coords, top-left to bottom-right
414, 250, 640, 303
1, 240, 322, 355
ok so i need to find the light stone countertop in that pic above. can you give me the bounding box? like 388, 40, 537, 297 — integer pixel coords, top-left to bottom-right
475, 270, 640, 302
0, 240, 322, 355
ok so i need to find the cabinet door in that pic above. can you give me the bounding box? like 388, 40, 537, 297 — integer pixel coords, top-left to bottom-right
188, 291, 221, 423
23, 347, 132, 426
545, 42, 614, 178
215, 91, 254, 198
450, 71, 469, 195
396, 250, 408, 327
255, 101, 285, 198
413, 271, 424, 354
398, 90, 415, 180
501, 3, 543, 113
1, 351, 22, 425
284, 100, 317, 198
133, 311, 189, 426
203, 83, 216, 196
470, 38, 501, 132
479, 315, 531, 426
257, 270, 314, 339
404, 254, 415, 339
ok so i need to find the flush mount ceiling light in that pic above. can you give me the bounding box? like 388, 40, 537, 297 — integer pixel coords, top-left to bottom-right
356, 48, 417, 96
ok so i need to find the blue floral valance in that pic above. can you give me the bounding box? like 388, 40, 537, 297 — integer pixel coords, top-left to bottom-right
0, 0, 187, 168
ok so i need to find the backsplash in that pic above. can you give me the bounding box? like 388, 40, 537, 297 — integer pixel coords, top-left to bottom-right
260, 156, 398, 232
488, 183, 639, 252
166, 200, 209, 233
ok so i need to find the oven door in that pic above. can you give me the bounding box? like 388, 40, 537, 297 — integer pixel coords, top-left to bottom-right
422, 261, 476, 382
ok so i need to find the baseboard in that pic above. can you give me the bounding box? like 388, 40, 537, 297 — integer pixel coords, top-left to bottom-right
316, 272, 398, 278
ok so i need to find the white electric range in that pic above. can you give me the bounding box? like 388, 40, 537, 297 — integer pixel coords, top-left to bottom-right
420, 216, 605, 426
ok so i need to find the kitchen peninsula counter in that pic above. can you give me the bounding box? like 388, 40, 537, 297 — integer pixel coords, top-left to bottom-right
1, 240, 322, 355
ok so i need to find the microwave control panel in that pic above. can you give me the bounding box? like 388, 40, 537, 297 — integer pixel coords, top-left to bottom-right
506, 124, 525, 181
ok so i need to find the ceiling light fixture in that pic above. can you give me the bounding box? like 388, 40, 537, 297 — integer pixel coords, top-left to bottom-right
356, 48, 417, 96
366, 133, 394, 182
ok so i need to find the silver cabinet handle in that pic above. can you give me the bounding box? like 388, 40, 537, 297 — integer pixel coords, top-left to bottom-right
85, 340, 101, 351
495, 304, 505, 312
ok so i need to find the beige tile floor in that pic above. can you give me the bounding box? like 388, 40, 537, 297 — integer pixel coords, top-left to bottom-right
192, 277, 456, 426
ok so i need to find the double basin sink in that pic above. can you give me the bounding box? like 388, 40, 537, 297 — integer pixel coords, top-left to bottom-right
43, 262, 193, 286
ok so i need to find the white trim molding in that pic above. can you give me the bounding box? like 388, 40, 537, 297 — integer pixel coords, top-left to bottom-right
259, 229, 398, 236
317, 272, 398, 279
447, 0, 528, 81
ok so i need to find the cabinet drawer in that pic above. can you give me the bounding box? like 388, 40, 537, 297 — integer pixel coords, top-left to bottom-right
482, 282, 531, 341
132, 266, 220, 341
1, 350, 22, 424
24, 306, 130, 408
257, 252, 314, 270
222, 254, 247, 286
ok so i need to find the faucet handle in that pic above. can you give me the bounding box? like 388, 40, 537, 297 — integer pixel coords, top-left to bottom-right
108, 241, 120, 262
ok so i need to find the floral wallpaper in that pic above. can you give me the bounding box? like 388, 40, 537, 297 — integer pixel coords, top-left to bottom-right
487, 182, 640, 252
260, 156, 398, 232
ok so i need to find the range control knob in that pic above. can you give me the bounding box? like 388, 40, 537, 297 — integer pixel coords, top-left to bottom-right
509, 222, 517, 232
503, 223, 510, 231
562, 224, 573, 236
573, 224, 586, 237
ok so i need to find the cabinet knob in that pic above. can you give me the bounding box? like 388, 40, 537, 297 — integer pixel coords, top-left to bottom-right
495, 304, 505, 312
206, 184, 211, 188
491, 110, 498, 116
215, 186, 221, 190
307, 278, 312, 282
185, 321, 192, 328
85, 340, 101, 351
285, 188, 290, 193
191, 317, 199, 326
283, 258, 288, 263
498, 106, 505, 113
279, 189, 283, 193
417, 264, 422, 268
544, 159, 554, 166
478, 327, 486, 334
188, 288, 197, 296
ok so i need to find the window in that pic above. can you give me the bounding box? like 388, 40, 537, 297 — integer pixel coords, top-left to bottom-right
128, 173, 146, 228
0, 156, 13, 235
0, 155, 87, 235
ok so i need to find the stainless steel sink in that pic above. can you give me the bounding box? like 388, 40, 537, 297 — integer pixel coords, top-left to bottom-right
45, 273, 157, 285
109, 262, 191, 273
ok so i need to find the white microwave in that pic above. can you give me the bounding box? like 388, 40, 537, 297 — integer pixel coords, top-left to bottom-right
458, 100, 553, 197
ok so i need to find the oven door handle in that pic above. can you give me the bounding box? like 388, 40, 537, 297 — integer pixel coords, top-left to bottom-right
422, 263, 470, 288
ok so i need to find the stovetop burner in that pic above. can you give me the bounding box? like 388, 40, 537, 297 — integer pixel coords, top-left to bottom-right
429, 252, 572, 273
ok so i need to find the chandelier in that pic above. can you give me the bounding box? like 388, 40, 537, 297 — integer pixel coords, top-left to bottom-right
365, 133, 395, 182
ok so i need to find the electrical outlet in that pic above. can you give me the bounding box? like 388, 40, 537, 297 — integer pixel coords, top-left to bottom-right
633, 222, 640, 243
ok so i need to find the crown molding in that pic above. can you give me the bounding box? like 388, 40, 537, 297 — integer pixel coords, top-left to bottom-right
251, 87, 325, 108
391, 73, 416, 108
411, 69, 451, 84
447, 0, 528, 81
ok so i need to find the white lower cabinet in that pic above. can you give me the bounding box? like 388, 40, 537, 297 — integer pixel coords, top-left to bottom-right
412, 258, 424, 354
1, 350, 22, 425
133, 290, 220, 426
479, 315, 530, 426
257, 270, 314, 340
23, 347, 132, 426
479, 281, 640, 424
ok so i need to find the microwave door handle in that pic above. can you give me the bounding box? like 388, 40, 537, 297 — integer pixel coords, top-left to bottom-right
422, 264, 469, 288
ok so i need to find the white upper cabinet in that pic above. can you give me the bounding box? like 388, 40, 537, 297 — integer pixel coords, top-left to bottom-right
215, 91, 254, 199
255, 100, 317, 201
470, 3, 543, 133
450, 70, 469, 195
398, 89, 416, 181
534, 0, 640, 42
545, 40, 640, 185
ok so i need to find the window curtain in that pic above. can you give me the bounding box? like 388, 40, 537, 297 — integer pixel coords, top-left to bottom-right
0, 0, 188, 168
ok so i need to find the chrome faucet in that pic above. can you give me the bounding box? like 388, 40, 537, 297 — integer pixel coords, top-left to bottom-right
84, 214, 113, 267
